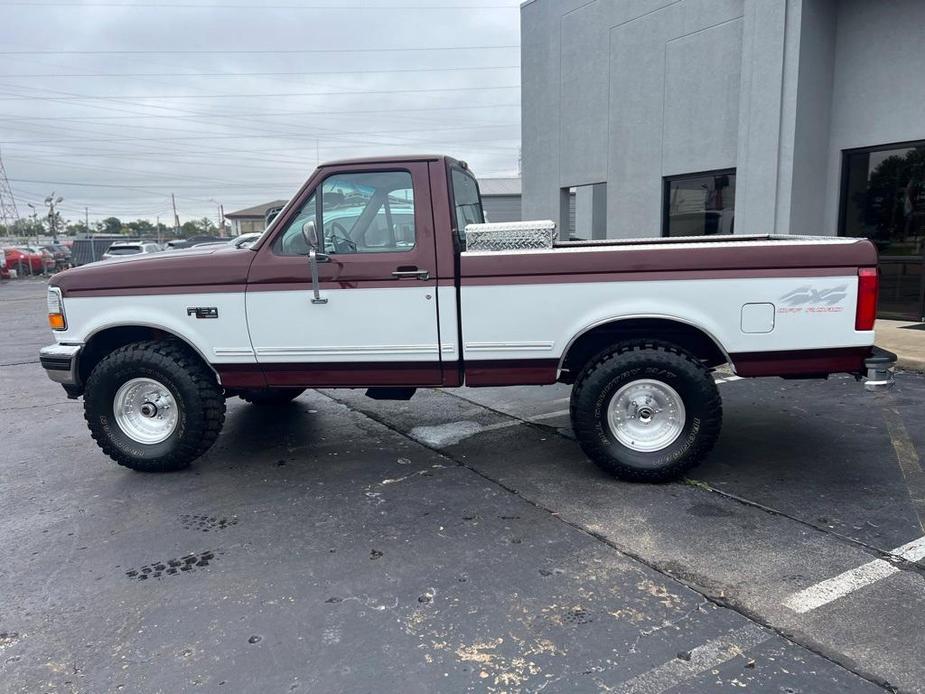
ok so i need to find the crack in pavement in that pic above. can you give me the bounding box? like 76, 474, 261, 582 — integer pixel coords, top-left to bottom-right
317, 389, 895, 693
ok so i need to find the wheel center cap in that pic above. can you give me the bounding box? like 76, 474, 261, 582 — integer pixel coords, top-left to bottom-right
140, 402, 157, 418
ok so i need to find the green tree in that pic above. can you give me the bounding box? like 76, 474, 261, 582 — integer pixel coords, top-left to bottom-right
180, 217, 217, 237
123, 219, 155, 236
97, 217, 123, 234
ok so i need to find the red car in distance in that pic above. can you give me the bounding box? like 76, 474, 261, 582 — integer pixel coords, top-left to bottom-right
3, 247, 53, 275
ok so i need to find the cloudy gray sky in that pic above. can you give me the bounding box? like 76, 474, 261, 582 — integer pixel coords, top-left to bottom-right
0, 0, 521, 226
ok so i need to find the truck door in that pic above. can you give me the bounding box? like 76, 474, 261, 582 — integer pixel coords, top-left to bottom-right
245, 163, 444, 387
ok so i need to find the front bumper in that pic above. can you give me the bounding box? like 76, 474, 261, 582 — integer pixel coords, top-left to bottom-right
39, 343, 83, 391
864, 346, 897, 392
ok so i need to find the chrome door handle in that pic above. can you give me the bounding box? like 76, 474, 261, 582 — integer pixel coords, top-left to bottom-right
392, 269, 430, 280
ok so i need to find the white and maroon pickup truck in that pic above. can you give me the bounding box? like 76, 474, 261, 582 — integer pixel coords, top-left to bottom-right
41, 155, 895, 481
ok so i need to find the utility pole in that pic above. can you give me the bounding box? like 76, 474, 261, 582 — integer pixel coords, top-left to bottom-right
87, 207, 96, 262
171, 193, 180, 237
220, 204, 226, 237
0, 147, 19, 232
156, 215, 162, 245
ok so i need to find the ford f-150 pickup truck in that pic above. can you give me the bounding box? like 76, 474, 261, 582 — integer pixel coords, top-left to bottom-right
40, 154, 896, 481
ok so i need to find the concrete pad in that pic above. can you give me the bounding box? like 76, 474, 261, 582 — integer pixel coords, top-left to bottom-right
875, 319, 925, 373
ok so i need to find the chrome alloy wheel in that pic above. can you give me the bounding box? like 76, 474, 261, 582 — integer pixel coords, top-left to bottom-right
606, 379, 686, 452
113, 377, 179, 445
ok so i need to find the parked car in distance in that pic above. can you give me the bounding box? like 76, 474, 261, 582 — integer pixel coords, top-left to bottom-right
100, 241, 161, 260
3, 247, 51, 275
230, 232, 263, 249
0, 250, 8, 279
190, 233, 263, 251
42, 244, 72, 271
164, 236, 226, 250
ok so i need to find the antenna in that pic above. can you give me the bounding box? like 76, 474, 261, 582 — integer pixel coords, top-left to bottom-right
0, 147, 20, 228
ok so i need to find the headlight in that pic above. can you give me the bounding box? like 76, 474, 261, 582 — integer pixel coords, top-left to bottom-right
47, 287, 67, 331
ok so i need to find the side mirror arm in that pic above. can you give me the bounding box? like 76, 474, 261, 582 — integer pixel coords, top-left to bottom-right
309, 249, 328, 305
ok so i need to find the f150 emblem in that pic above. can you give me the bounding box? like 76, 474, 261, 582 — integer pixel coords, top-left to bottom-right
187, 307, 219, 319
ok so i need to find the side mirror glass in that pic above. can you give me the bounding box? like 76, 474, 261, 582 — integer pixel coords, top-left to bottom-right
301, 219, 320, 251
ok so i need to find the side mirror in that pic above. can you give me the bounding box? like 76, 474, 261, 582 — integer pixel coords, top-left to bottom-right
301, 219, 328, 305
301, 219, 320, 251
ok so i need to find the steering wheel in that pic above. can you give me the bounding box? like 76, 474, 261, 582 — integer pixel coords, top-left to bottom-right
326, 221, 357, 254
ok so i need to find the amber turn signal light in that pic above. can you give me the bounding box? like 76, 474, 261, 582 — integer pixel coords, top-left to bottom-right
49, 313, 66, 330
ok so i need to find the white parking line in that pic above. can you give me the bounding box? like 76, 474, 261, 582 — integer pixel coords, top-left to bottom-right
529, 409, 570, 422
615, 623, 770, 694
714, 375, 743, 384
783, 535, 925, 614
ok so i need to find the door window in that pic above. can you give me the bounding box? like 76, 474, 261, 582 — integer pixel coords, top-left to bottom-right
274, 171, 415, 256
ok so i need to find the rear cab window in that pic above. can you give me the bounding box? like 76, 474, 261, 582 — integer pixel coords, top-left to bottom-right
450, 167, 485, 251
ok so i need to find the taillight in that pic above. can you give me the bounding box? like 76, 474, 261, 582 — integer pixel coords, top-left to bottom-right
855, 267, 878, 331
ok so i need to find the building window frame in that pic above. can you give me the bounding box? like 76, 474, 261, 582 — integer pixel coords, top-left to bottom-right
837, 138, 925, 238
662, 168, 736, 238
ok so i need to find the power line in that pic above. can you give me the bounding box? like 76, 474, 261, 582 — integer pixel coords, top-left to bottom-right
0, 65, 520, 78
0, 45, 519, 55
2, 2, 520, 8
0, 103, 522, 122
0, 85, 519, 101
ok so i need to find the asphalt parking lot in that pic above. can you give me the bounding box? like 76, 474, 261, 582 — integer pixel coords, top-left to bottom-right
1, 278, 923, 693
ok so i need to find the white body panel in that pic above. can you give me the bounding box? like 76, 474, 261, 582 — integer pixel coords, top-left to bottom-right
56, 292, 255, 363
246, 286, 441, 363
460, 276, 872, 363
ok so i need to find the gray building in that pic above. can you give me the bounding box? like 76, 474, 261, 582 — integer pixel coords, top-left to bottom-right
479, 177, 523, 223
521, 0, 925, 320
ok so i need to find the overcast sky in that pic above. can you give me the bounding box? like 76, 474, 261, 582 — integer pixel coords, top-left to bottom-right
0, 0, 521, 226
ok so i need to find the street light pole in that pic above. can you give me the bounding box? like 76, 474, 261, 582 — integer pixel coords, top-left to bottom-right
44, 192, 63, 243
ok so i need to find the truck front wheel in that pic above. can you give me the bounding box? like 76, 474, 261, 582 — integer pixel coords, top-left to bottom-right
570, 342, 722, 482
83, 340, 226, 472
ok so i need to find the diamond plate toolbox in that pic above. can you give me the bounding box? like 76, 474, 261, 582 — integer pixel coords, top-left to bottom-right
464, 220, 557, 252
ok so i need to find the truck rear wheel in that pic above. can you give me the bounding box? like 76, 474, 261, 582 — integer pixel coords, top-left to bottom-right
570, 342, 722, 482
238, 388, 305, 406
83, 340, 225, 472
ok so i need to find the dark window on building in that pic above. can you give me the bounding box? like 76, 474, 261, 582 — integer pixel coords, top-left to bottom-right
840, 141, 925, 321
663, 170, 736, 237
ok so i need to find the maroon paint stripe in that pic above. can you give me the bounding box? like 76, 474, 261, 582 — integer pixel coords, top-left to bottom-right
463, 359, 559, 387
461, 240, 877, 279
66, 284, 246, 298
729, 346, 871, 377
217, 361, 444, 388
460, 267, 860, 287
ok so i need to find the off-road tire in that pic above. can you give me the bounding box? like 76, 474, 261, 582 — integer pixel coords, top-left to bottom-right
84, 340, 225, 472
570, 341, 722, 482
238, 388, 305, 405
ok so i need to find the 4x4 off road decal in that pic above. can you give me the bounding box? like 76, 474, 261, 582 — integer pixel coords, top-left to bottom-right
778, 285, 848, 314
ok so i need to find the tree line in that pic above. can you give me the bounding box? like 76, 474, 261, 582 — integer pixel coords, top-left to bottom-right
0, 216, 224, 239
